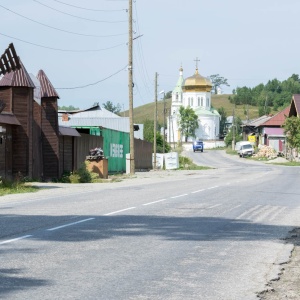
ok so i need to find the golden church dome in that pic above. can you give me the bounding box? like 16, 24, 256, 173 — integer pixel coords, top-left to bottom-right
183, 68, 212, 92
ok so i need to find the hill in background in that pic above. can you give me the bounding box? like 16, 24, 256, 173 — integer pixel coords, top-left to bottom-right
123, 94, 260, 125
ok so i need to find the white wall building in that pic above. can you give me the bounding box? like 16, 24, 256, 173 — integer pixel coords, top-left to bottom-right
167, 65, 220, 142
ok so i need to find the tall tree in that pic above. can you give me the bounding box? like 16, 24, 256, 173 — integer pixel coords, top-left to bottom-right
178, 106, 199, 142
283, 116, 300, 161
102, 101, 122, 114
163, 91, 172, 99
143, 119, 170, 153
217, 107, 227, 137
209, 74, 230, 94
224, 116, 242, 147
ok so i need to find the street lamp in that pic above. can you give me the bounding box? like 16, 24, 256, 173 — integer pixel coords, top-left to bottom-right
159, 90, 166, 153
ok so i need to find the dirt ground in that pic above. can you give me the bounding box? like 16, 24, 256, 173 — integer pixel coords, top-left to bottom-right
259, 228, 300, 299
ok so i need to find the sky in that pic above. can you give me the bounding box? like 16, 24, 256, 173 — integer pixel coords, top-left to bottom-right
1, 0, 300, 110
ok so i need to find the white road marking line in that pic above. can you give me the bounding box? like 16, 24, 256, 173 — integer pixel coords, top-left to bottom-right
236, 205, 262, 220
269, 207, 286, 221
208, 204, 222, 209
143, 199, 167, 206
207, 186, 219, 190
191, 189, 205, 194
0, 235, 32, 245
171, 194, 188, 199
254, 205, 279, 222
104, 207, 136, 216
224, 204, 242, 213
47, 218, 95, 231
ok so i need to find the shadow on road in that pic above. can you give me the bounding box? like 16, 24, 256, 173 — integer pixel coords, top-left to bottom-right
0, 213, 295, 296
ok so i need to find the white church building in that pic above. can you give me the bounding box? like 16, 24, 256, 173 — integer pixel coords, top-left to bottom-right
167, 65, 220, 143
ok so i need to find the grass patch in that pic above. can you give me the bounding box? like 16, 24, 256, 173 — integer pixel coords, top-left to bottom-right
269, 161, 300, 166
179, 156, 212, 170
0, 178, 38, 197
225, 148, 237, 156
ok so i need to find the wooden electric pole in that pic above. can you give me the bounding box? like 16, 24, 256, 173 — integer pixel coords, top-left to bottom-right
128, 0, 135, 174
232, 107, 235, 150
163, 95, 166, 153
153, 72, 158, 169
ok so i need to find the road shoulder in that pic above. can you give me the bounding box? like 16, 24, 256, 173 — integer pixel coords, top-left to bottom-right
259, 228, 300, 299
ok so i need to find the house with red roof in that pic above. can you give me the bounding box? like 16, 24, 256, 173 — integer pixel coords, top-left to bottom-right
257, 106, 290, 153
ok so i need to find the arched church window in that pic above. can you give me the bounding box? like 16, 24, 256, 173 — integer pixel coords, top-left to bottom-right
191, 98, 193, 106
201, 97, 203, 106
206, 98, 209, 107
198, 97, 200, 106
188, 97, 190, 106
176, 92, 178, 101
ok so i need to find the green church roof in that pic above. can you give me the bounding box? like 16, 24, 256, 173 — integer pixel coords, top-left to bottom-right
173, 70, 184, 94
194, 107, 220, 117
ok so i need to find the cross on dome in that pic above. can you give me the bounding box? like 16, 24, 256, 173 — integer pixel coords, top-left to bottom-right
194, 57, 200, 74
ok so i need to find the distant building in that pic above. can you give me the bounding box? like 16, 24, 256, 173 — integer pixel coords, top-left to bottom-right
168, 64, 220, 142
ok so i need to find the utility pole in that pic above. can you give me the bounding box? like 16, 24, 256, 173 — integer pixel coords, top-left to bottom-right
153, 72, 158, 169
168, 109, 171, 146
128, 0, 135, 174
159, 90, 166, 153
232, 107, 235, 150
163, 95, 166, 153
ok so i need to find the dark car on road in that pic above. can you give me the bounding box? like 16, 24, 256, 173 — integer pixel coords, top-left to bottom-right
193, 140, 204, 152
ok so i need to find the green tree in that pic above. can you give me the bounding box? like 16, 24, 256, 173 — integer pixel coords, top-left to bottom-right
283, 116, 300, 161
102, 101, 122, 114
178, 106, 199, 142
224, 116, 242, 147
217, 107, 227, 137
58, 105, 79, 111
209, 74, 230, 94
143, 119, 170, 153
163, 91, 172, 99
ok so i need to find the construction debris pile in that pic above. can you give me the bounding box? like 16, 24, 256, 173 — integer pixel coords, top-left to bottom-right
253, 145, 277, 159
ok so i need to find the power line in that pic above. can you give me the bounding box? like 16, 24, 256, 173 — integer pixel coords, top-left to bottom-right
0, 32, 126, 52
33, 0, 127, 23
0, 4, 126, 38
55, 65, 128, 89
134, 1, 152, 83
51, 0, 125, 12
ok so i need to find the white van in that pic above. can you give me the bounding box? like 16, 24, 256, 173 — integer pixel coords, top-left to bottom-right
235, 141, 252, 151
237, 142, 255, 157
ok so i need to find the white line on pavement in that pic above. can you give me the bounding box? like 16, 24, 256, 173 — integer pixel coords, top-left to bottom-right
207, 186, 219, 190
143, 199, 167, 206
171, 194, 188, 199
0, 235, 33, 245
191, 189, 205, 194
47, 218, 95, 231
104, 207, 136, 216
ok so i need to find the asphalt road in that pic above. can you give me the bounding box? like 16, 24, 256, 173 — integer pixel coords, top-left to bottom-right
0, 150, 300, 300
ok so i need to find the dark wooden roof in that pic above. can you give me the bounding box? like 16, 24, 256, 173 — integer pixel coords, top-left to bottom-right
260, 106, 290, 127
59, 126, 80, 137
36, 70, 59, 98
0, 59, 35, 88
289, 94, 300, 117
0, 113, 21, 125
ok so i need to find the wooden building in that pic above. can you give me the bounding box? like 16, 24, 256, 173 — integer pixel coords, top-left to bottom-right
0, 58, 80, 181
0, 59, 35, 179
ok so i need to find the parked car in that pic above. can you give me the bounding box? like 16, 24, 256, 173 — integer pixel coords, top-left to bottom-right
193, 140, 204, 152
238, 144, 254, 157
